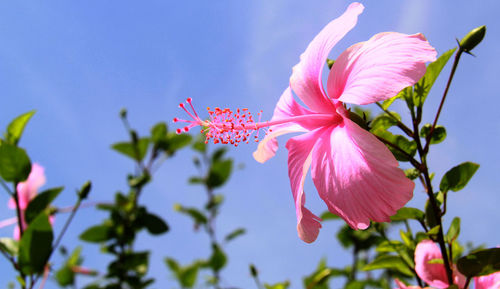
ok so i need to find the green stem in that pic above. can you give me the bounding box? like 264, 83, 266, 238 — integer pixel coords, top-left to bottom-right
412, 118, 454, 284
375, 102, 414, 137
423, 49, 463, 154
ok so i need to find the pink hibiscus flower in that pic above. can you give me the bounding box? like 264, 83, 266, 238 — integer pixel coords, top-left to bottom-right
7, 163, 47, 240
475, 272, 500, 289
414, 240, 465, 288
174, 2, 436, 242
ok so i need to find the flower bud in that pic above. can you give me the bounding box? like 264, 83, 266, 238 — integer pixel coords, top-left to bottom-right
78, 181, 91, 199
119, 108, 127, 119
459, 25, 486, 53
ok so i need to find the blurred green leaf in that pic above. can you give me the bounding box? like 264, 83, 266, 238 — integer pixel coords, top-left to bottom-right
224, 228, 246, 243
440, 162, 479, 193
166, 133, 192, 154
18, 213, 53, 274
174, 204, 208, 225
207, 244, 227, 271
376, 240, 405, 253
264, 281, 290, 289
445, 217, 460, 243
0, 144, 31, 182
80, 225, 112, 243
414, 48, 456, 107
56, 266, 75, 287
25, 187, 63, 224
420, 124, 447, 144
142, 212, 169, 235
390, 207, 425, 222
0, 238, 18, 256
111, 138, 150, 162
207, 159, 232, 188
457, 248, 500, 277
5, 111, 35, 145
363, 255, 413, 277
404, 168, 420, 180
399, 230, 413, 248
192, 135, 207, 153
427, 225, 441, 237
320, 211, 340, 221
151, 122, 168, 143
165, 258, 200, 288
303, 258, 345, 289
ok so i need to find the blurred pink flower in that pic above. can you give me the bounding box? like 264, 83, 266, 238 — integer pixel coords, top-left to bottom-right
175, 3, 436, 242
475, 271, 500, 289
394, 279, 428, 289
414, 240, 465, 288
7, 163, 47, 240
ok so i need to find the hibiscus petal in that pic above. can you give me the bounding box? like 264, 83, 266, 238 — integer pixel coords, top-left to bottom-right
327, 32, 437, 105
285, 128, 326, 243
414, 240, 449, 288
310, 118, 414, 229
253, 87, 313, 163
290, 2, 363, 112
475, 272, 500, 289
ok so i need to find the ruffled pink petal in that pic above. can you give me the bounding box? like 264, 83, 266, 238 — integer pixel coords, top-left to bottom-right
475, 272, 500, 289
327, 32, 437, 105
414, 240, 449, 288
290, 2, 363, 113
253, 87, 316, 163
310, 117, 414, 229
285, 128, 326, 243
414, 240, 466, 288
9, 163, 46, 210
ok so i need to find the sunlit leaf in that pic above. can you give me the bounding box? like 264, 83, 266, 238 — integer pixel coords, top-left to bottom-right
440, 162, 479, 193
5, 111, 36, 145
0, 144, 31, 182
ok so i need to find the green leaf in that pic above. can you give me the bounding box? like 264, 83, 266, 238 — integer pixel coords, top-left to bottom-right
207, 244, 227, 271
320, 211, 340, 221
111, 138, 150, 162
224, 228, 246, 242
211, 147, 227, 162
399, 230, 413, 249
414, 48, 456, 107
207, 159, 232, 188
18, 213, 53, 274
79, 225, 112, 243
5, 111, 36, 145
55, 266, 75, 286
166, 133, 192, 154
457, 248, 500, 277
0, 144, 31, 182
390, 207, 425, 221
264, 281, 290, 289
0, 238, 18, 256
173, 204, 208, 225
363, 255, 413, 277
192, 135, 207, 153
420, 124, 447, 144
440, 162, 479, 193
142, 212, 169, 235
428, 258, 444, 264
404, 168, 420, 180
165, 258, 200, 288
370, 112, 401, 131
25, 187, 63, 224
376, 240, 405, 253
381, 95, 399, 110
427, 225, 441, 236
151, 122, 168, 143
445, 217, 460, 243
372, 129, 417, 162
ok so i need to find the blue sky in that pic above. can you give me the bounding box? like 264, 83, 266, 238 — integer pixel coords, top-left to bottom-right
0, 1, 499, 288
